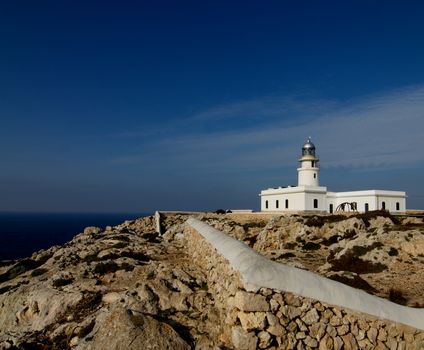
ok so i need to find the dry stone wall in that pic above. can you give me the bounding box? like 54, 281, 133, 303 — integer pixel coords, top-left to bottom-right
185, 218, 424, 349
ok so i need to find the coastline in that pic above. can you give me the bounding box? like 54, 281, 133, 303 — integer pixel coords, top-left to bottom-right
0, 212, 149, 261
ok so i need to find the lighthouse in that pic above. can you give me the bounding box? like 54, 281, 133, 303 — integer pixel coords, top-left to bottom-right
259, 137, 406, 213
297, 137, 319, 187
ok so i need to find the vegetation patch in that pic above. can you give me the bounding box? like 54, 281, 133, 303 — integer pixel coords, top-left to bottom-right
244, 235, 258, 246
328, 251, 387, 274
93, 261, 120, 275
111, 241, 129, 249
111, 234, 131, 242
119, 262, 135, 272
278, 252, 296, 259
120, 250, 150, 262
242, 221, 267, 230
284, 242, 297, 249
0, 258, 43, 283
388, 247, 399, 256
322, 235, 340, 246
0, 284, 19, 295
52, 277, 74, 288
351, 242, 383, 257
296, 236, 305, 244
83, 253, 100, 263
78, 319, 96, 338
351, 246, 368, 256
304, 214, 346, 228
31, 268, 49, 277
355, 210, 400, 227
59, 291, 103, 323
328, 274, 376, 292
388, 288, 407, 306
141, 232, 161, 243
302, 242, 321, 251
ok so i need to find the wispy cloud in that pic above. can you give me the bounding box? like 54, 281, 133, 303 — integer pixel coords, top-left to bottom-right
113, 85, 424, 174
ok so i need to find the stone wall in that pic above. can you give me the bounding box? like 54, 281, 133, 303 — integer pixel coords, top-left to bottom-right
185, 218, 424, 349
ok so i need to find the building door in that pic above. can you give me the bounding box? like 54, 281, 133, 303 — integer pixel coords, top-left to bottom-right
329, 204, 333, 213
365, 203, 369, 212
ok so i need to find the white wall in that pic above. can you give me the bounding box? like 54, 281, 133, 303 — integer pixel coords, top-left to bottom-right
187, 218, 424, 330
260, 186, 327, 212
328, 191, 406, 213
297, 167, 319, 187
260, 192, 305, 212
304, 192, 327, 211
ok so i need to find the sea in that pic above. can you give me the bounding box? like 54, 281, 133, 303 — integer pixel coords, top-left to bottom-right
0, 212, 150, 261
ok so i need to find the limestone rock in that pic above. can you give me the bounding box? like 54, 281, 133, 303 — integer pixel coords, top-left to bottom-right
230, 291, 269, 312
303, 308, 320, 325
401, 239, 424, 256
319, 334, 333, 350
367, 327, 378, 344
238, 312, 267, 331
80, 305, 190, 350
232, 326, 257, 350
267, 323, 286, 337
333, 336, 344, 350
258, 331, 272, 349
310, 323, 326, 341
337, 324, 349, 336
341, 333, 358, 350
304, 335, 318, 348
357, 338, 373, 349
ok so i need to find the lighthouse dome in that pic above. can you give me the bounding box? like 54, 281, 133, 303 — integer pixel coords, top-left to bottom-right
302, 137, 316, 156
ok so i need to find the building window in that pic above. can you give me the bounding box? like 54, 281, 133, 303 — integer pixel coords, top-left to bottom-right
365, 203, 369, 212
311, 161, 315, 167
396, 202, 400, 211
313, 173, 316, 178
382, 201, 386, 210
329, 204, 333, 213
276, 200, 279, 209
265, 200, 268, 209
285, 199, 289, 209
313, 199, 318, 209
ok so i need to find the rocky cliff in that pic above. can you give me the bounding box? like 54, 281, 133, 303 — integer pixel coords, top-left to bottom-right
0, 211, 423, 349
0, 215, 216, 349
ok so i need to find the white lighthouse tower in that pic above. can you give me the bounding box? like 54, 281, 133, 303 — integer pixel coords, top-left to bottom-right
297, 137, 319, 187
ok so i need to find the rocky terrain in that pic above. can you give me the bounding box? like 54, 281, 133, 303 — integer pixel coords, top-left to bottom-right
0, 215, 217, 349
0, 211, 423, 349
203, 211, 424, 307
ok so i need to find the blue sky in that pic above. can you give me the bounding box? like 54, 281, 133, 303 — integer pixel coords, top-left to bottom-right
1, 1, 424, 212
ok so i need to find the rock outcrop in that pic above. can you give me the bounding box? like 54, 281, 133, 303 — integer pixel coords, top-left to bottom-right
0, 215, 215, 349
0, 211, 423, 349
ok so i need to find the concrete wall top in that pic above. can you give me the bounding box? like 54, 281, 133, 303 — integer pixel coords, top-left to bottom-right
186, 218, 424, 330
260, 185, 328, 196
327, 190, 406, 198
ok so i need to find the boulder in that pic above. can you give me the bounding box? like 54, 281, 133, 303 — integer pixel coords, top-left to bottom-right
78, 305, 190, 350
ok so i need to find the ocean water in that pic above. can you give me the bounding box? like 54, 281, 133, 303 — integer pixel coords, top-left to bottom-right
0, 212, 149, 261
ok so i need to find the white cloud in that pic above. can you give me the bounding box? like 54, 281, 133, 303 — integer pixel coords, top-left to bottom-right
113, 85, 424, 173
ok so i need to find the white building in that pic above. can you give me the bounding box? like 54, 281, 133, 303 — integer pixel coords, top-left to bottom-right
260, 138, 406, 213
